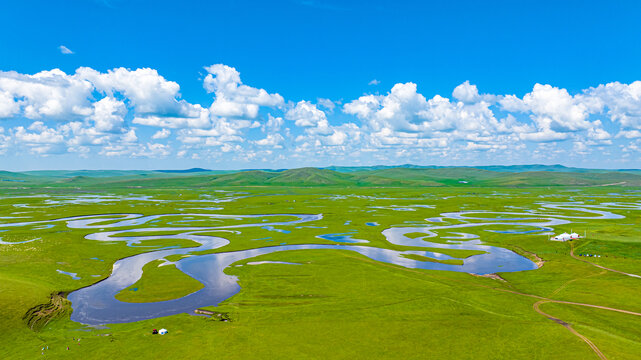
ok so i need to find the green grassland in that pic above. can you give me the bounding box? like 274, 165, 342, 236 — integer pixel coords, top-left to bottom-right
1, 169, 641, 359
115, 260, 205, 303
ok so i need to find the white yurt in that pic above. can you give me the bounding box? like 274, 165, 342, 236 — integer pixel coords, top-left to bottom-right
551, 233, 571, 241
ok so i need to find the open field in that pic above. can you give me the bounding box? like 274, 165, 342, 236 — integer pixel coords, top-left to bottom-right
1, 169, 641, 359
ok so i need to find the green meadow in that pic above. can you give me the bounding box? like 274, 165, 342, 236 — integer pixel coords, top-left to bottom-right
1, 167, 641, 359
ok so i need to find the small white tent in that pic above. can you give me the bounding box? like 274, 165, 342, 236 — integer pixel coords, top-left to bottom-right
551, 233, 571, 241
159, 328, 168, 335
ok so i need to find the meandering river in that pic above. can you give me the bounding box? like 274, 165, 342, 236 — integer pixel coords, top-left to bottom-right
2, 200, 638, 325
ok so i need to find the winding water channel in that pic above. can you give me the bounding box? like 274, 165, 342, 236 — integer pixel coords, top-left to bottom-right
1, 200, 639, 325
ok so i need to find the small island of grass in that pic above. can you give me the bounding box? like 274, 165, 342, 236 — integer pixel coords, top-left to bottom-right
115, 260, 204, 303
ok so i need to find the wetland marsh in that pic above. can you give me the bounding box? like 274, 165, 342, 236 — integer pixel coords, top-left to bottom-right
2, 185, 641, 359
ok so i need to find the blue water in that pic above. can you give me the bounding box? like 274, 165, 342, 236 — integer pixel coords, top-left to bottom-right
316, 232, 369, 243
5, 201, 635, 325
262, 226, 291, 234
68, 240, 537, 325
57, 270, 80, 280
0, 237, 41, 245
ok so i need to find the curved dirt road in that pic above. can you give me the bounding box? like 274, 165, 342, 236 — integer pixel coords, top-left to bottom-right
571, 243, 641, 278
345, 251, 641, 359
533, 300, 607, 360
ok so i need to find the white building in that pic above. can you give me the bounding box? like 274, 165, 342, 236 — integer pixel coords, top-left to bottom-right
551, 232, 572, 241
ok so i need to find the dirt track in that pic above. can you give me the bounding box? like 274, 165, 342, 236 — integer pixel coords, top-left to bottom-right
533, 300, 608, 360
344, 251, 641, 359
571, 243, 641, 278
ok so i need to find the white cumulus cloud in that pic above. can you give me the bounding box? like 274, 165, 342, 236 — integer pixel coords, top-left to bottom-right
0, 69, 93, 119
452, 81, 480, 103
204, 64, 284, 118
255, 133, 284, 148
285, 101, 328, 128
152, 128, 171, 139
90, 97, 126, 133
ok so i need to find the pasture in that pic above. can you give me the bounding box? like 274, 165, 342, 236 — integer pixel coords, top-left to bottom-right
1, 182, 640, 359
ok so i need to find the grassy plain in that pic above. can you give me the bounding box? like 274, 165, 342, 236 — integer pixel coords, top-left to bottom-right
1, 174, 640, 359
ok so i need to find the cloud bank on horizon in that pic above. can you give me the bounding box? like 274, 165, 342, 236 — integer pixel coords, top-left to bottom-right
1, 64, 641, 168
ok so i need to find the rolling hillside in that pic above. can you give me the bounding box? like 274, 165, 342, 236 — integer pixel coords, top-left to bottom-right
2, 166, 641, 188
487, 171, 641, 187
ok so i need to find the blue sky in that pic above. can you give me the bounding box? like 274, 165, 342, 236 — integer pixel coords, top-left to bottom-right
2, 0, 641, 170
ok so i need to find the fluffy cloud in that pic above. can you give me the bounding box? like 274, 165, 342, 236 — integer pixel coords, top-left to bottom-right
176, 116, 253, 148
132, 104, 210, 129
62, 121, 111, 147
452, 81, 480, 103
321, 123, 359, 146
2, 64, 641, 164
0, 66, 219, 158
0, 90, 19, 118
15, 122, 64, 144
584, 81, 641, 131
13, 122, 66, 155
152, 128, 171, 139
90, 97, 126, 133
0, 66, 203, 124
262, 114, 283, 132
507, 84, 596, 132
204, 64, 284, 118
286, 100, 361, 148
0, 69, 93, 119
498, 84, 615, 143
121, 129, 138, 143
344, 81, 514, 152
418, 95, 504, 134
77, 67, 196, 116
343, 94, 381, 119
134, 143, 171, 157
587, 122, 611, 143
285, 101, 328, 128
0, 127, 9, 155
317, 98, 336, 112
617, 130, 641, 139
255, 133, 284, 147
519, 128, 568, 142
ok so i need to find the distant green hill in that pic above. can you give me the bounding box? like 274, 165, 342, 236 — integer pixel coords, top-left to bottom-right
325, 164, 641, 175
119, 167, 641, 188
3, 165, 641, 188
155, 168, 211, 173
206, 168, 359, 186
267, 167, 354, 185
324, 164, 441, 172
355, 167, 502, 185
0, 170, 43, 183
487, 171, 641, 187
23, 170, 159, 178
155, 168, 235, 174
